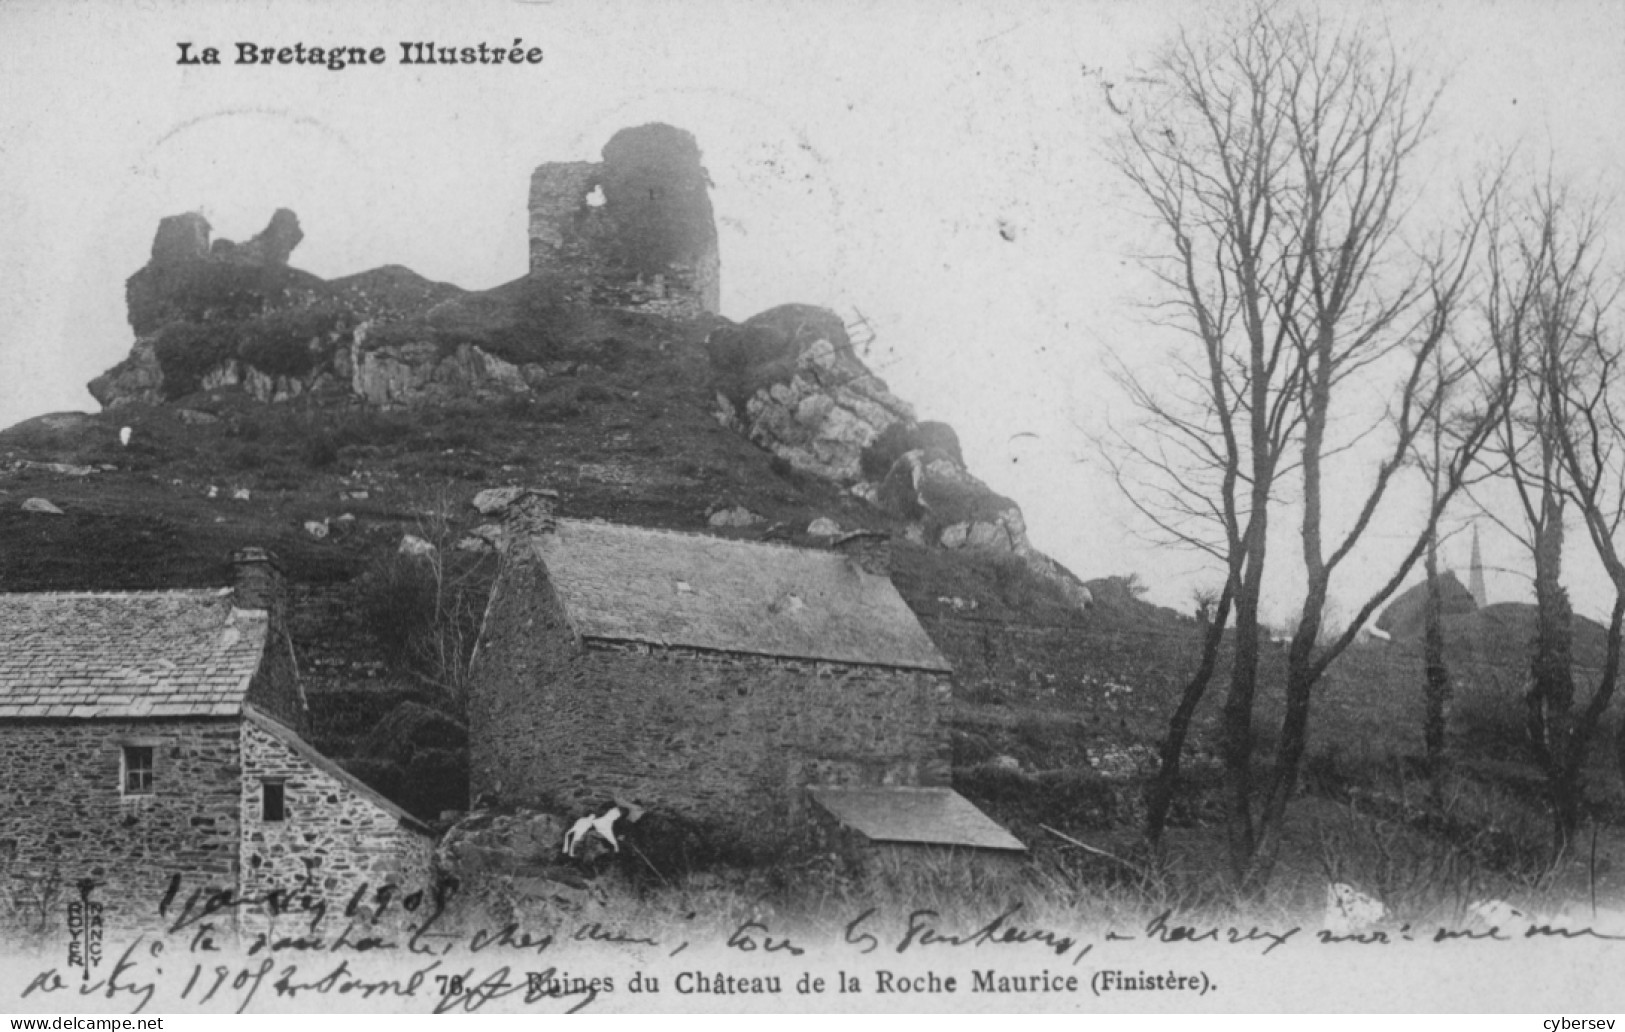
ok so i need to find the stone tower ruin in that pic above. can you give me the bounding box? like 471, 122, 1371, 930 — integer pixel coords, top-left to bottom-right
528, 123, 720, 318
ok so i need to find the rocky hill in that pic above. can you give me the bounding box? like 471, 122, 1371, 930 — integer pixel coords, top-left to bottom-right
2, 123, 1125, 825
8, 121, 1610, 917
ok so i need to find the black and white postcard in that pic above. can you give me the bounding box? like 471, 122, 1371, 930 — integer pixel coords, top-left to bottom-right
1, 0, 1623, 1017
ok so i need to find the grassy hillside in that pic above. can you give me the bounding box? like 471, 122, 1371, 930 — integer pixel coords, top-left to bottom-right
7, 266, 1625, 923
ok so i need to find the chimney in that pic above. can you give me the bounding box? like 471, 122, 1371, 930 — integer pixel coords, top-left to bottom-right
834, 530, 893, 580
230, 547, 284, 612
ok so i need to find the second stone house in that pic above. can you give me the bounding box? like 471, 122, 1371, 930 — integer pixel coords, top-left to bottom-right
468, 512, 1023, 858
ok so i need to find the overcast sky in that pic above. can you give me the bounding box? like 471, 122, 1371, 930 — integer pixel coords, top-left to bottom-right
2, 0, 1621, 623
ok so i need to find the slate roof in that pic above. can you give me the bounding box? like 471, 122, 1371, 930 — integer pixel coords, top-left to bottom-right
808, 787, 1027, 852
527, 519, 951, 672
0, 589, 267, 719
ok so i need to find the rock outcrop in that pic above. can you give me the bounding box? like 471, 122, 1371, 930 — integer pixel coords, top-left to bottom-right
122, 209, 314, 338
708, 304, 915, 481
84, 123, 1090, 609
708, 302, 1090, 607
436, 808, 601, 915
91, 125, 724, 412
347, 338, 547, 407
91, 208, 339, 407
89, 212, 560, 410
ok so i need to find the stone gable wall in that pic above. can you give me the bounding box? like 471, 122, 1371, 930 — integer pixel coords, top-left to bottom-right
0, 718, 241, 936
244, 615, 305, 735
469, 554, 951, 853
238, 719, 435, 928
236, 552, 306, 733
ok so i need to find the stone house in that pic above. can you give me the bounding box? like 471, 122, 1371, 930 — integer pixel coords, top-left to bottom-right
468, 516, 1023, 858
0, 550, 434, 937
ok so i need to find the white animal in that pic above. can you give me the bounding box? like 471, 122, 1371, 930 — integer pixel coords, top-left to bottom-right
1468, 899, 1532, 932
562, 806, 625, 857
1324, 882, 1386, 935
118, 427, 132, 447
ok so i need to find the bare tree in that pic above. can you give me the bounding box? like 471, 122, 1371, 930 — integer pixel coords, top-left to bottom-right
1142, 577, 1233, 850
1482, 177, 1623, 852
1420, 453, 1453, 770
1103, 3, 1504, 883
362, 502, 504, 716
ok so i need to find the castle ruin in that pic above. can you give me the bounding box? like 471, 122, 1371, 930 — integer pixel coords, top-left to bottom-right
528, 123, 721, 319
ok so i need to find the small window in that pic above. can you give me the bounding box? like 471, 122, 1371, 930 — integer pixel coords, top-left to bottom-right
262, 781, 286, 822
122, 746, 154, 795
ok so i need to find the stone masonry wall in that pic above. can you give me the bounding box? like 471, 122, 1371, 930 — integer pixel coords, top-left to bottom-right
0, 719, 240, 936
528, 161, 600, 283
244, 615, 306, 735
469, 554, 951, 853
528, 124, 720, 319
238, 717, 435, 931
236, 552, 306, 733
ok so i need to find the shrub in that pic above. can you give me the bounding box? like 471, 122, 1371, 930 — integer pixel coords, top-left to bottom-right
985, 552, 1070, 610
227, 415, 265, 442
153, 321, 231, 399
356, 539, 499, 714
587, 336, 631, 371
575, 382, 617, 404
326, 408, 415, 450
399, 452, 488, 481
496, 393, 538, 422
258, 463, 309, 491
301, 432, 340, 469
531, 386, 582, 422
235, 303, 348, 377
231, 443, 268, 469
956, 763, 1120, 830
1453, 679, 1535, 759
147, 261, 281, 329
859, 421, 964, 480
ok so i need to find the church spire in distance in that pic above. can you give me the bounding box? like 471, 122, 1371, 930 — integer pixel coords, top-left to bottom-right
1469, 524, 1488, 608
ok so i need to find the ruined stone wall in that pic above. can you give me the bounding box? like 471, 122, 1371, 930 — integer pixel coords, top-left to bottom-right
527, 124, 720, 319
468, 555, 950, 853
528, 161, 600, 283
0, 718, 241, 935
238, 716, 435, 927
919, 614, 1192, 703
